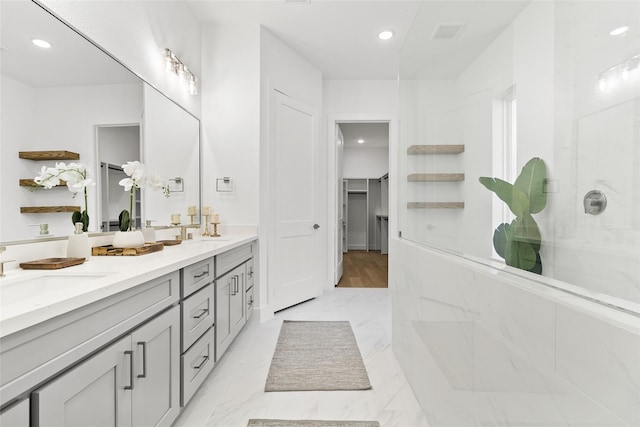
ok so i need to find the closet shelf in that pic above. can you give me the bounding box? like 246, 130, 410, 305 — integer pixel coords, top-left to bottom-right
407, 145, 464, 155
19, 179, 66, 187
21, 206, 80, 214
407, 202, 464, 209
19, 150, 80, 161
407, 173, 465, 182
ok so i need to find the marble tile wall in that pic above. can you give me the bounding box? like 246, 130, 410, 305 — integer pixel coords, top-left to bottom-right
391, 238, 640, 427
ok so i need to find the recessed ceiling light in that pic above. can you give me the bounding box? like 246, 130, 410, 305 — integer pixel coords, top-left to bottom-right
378, 30, 394, 41
609, 26, 629, 36
357, 139, 365, 144
32, 39, 51, 48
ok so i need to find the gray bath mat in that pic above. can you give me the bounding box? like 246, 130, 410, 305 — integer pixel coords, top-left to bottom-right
248, 420, 380, 427
264, 320, 372, 391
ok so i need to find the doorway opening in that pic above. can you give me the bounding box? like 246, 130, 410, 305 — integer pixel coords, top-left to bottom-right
335, 122, 389, 288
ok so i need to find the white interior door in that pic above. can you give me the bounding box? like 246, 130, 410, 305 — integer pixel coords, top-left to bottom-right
270, 92, 321, 312
335, 124, 344, 284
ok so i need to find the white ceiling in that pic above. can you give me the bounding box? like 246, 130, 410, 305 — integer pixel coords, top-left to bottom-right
339, 122, 389, 148
0, 1, 139, 88
187, 0, 531, 80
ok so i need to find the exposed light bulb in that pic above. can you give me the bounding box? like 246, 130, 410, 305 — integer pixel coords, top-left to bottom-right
357, 139, 365, 144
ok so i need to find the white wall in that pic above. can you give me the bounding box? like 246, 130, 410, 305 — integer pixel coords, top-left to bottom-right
40, 0, 202, 117
343, 147, 388, 178
324, 79, 398, 281
1, 76, 142, 241
201, 23, 260, 228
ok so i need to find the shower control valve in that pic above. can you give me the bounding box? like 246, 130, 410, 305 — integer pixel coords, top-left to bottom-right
583, 190, 607, 215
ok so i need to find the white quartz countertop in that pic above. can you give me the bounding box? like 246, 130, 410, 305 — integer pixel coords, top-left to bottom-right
0, 234, 257, 338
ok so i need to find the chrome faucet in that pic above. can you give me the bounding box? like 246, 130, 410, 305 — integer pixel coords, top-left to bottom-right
0, 247, 15, 278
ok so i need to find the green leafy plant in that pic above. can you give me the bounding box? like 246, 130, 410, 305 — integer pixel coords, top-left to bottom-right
479, 157, 547, 274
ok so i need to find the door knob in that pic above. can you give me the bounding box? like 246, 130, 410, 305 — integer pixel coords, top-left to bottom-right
313, 224, 320, 229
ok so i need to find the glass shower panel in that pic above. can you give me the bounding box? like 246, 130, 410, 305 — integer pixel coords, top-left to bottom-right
398, 0, 640, 310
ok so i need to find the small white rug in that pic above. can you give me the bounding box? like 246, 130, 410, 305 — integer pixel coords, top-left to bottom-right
264, 320, 372, 392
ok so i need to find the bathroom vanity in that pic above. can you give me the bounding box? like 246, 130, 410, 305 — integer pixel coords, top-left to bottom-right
0, 235, 257, 427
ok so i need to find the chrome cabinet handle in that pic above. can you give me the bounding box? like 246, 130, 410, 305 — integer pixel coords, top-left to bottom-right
137, 342, 147, 378
194, 355, 209, 370
124, 350, 134, 390
193, 308, 209, 319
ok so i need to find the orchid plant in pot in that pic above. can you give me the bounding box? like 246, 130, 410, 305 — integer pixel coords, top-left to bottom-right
112, 161, 169, 248
33, 162, 93, 232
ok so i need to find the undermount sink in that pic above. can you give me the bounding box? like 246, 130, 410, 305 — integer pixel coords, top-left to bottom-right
0, 272, 109, 309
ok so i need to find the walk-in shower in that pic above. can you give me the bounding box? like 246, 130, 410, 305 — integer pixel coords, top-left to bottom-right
393, 1, 639, 426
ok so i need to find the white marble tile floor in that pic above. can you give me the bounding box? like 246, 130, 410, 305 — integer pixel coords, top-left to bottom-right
174, 288, 429, 427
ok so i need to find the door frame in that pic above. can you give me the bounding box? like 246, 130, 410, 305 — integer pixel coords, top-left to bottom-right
327, 114, 398, 287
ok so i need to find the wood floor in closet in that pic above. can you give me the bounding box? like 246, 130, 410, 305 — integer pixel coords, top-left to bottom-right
337, 250, 388, 288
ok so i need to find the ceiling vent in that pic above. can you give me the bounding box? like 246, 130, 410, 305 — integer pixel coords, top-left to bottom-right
431, 23, 465, 40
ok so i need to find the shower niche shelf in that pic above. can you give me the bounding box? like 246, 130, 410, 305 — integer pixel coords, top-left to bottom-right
407, 202, 464, 209
407, 144, 465, 209
19, 179, 67, 187
407, 144, 464, 155
408, 173, 464, 182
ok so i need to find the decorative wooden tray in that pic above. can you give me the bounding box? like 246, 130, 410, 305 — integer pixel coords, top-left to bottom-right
20, 257, 85, 270
158, 240, 182, 246
92, 242, 164, 256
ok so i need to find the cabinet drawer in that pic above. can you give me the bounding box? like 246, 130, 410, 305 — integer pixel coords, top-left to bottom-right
246, 284, 254, 321
181, 284, 214, 352
181, 258, 214, 298
216, 244, 252, 277
181, 327, 214, 406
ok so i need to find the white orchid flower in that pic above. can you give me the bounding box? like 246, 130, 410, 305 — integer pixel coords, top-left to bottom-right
119, 177, 135, 192
122, 161, 146, 182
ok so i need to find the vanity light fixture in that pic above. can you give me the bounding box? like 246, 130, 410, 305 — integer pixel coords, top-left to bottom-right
597, 53, 640, 94
32, 39, 51, 48
378, 30, 394, 40
164, 48, 198, 95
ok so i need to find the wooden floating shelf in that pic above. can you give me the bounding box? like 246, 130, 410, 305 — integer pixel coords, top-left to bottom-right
19, 150, 80, 161
407, 145, 465, 155
21, 206, 80, 214
19, 179, 67, 187
407, 202, 465, 209
408, 173, 465, 182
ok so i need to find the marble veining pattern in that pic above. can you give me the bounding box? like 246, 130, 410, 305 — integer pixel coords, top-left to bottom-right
174, 288, 429, 427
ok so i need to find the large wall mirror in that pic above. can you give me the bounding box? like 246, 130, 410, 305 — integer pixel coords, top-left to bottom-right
0, 0, 200, 243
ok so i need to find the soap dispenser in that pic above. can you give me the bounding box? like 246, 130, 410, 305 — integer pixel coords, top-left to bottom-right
67, 222, 91, 260
142, 220, 156, 243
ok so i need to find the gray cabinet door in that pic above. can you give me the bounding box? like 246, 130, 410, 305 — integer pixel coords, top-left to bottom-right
0, 399, 29, 427
32, 336, 132, 427
230, 267, 246, 337
215, 269, 233, 361
215, 264, 246, 361
131, 306, 180, 427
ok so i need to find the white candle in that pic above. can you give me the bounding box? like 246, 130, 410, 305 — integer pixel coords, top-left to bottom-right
211, 213, 219, 223
187, 206, 196, 216
171, 213, 181, 224
202, 206, 211, 216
